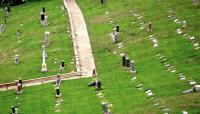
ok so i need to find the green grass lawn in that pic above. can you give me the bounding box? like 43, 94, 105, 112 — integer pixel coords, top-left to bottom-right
0, 0, 74, 83
0, 78, 102, 114
0, 0, 200, 114
76, 0, 200, 113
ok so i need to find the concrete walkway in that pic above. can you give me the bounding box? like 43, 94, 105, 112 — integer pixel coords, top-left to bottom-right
63, 0, 96, 77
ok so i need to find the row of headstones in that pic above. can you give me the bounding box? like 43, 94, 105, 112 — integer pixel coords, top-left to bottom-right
11, 73, 63, 114
115, 10, 190, 114
167, 10, 200, 50
155, 53, 200, 94
88, 79, 113, 114
0, 5, 11, 33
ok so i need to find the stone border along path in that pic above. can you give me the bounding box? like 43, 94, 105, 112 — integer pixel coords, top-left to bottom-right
63, 0, 96, 77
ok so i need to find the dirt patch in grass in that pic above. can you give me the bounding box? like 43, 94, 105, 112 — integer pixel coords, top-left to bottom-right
89, 15, 106, 24
161, 93, 200, 111
0, 52, 8, 64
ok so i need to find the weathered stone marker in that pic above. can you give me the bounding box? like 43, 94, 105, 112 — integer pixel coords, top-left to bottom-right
17, 78, 23, 94
11, 106, 17, 114
126, 57, 130, 68
42, 7, 45, 13
41, 51, 47, 72
56, 73, 61, 86
43, 31, 50, 46
100, 0, 104, 4
55, 87, 61, 97
44, 16, 48, 26
96, 80, 102, 91
101, 102, 111, 114
14, 55, 20, 65
130, 60, 136, 73
116, 25, 119, 32
40, 12, 45, 25
147, 22, 152, 31
182, 20, 187, 28
120, 53, 126, 67
0, 24, 4, 33
92, 69, 97, 76
60, 60, 65, 71
16, 28, 21, 37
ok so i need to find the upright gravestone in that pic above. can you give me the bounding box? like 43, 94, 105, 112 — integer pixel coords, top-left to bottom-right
41, 51, 47, 72
126, 57, 130, 68
100, 0, 104, 4
55, 87, 61, 97
16, 28, 21, 37
60, 60, 65, 71
42, 7, 45, 13
116, 25, 119, 32
120, 53, 126, 67
130, 60, 136, 73
182, 20, 187, 28
147, 22, 152, 31
11, 106, 17, 114
43, 31, 50, 46
101, 102, 111, 114
5, 5, 10, 17
56, 73, 61, 86
43, 16, 48, 26
0, 24, 4, 33
92, 69, 97, 76
42, 45, 47, 59
14, 55, 20, 65
17, 79, 23, 94
40, 12, 45, 25
96, 80, 102, 91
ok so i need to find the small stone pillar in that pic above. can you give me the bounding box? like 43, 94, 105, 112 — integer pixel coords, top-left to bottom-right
130, 60, 136, 73
96, 80, 102, 91
41, 51, 47, 72
60, 60, 65, 71
11, 106, 17, 114
100, 0, 104, 4
126, 57, 130, 68
55, 87, 61, 97
116, 25, 119, 32
120, 53, 126, 67
14, 55, 20, 65
147, 22, 152, 31
43, 16, 48, 26
16, 78, 23, 94
182, 20, 187, 28
42, 7, 45, 13
92, 69, 97, 76
43, 31, 50, 46
16, 28, 21, 37
0, 24, 4, 33
40, 12, 45, 25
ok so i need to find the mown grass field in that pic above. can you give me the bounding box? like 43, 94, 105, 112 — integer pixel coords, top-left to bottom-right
0, 0, 74, 83
0, 0, 200, 114
76, 0, 200, 113
0, 78, 102, 114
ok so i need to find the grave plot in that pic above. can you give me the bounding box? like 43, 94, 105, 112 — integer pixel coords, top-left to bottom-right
0, 78, 102, 114
0, 0, 74, 83
76, 0, 200, 113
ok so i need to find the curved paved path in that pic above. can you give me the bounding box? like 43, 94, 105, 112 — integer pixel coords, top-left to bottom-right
63, 0, 96, 77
